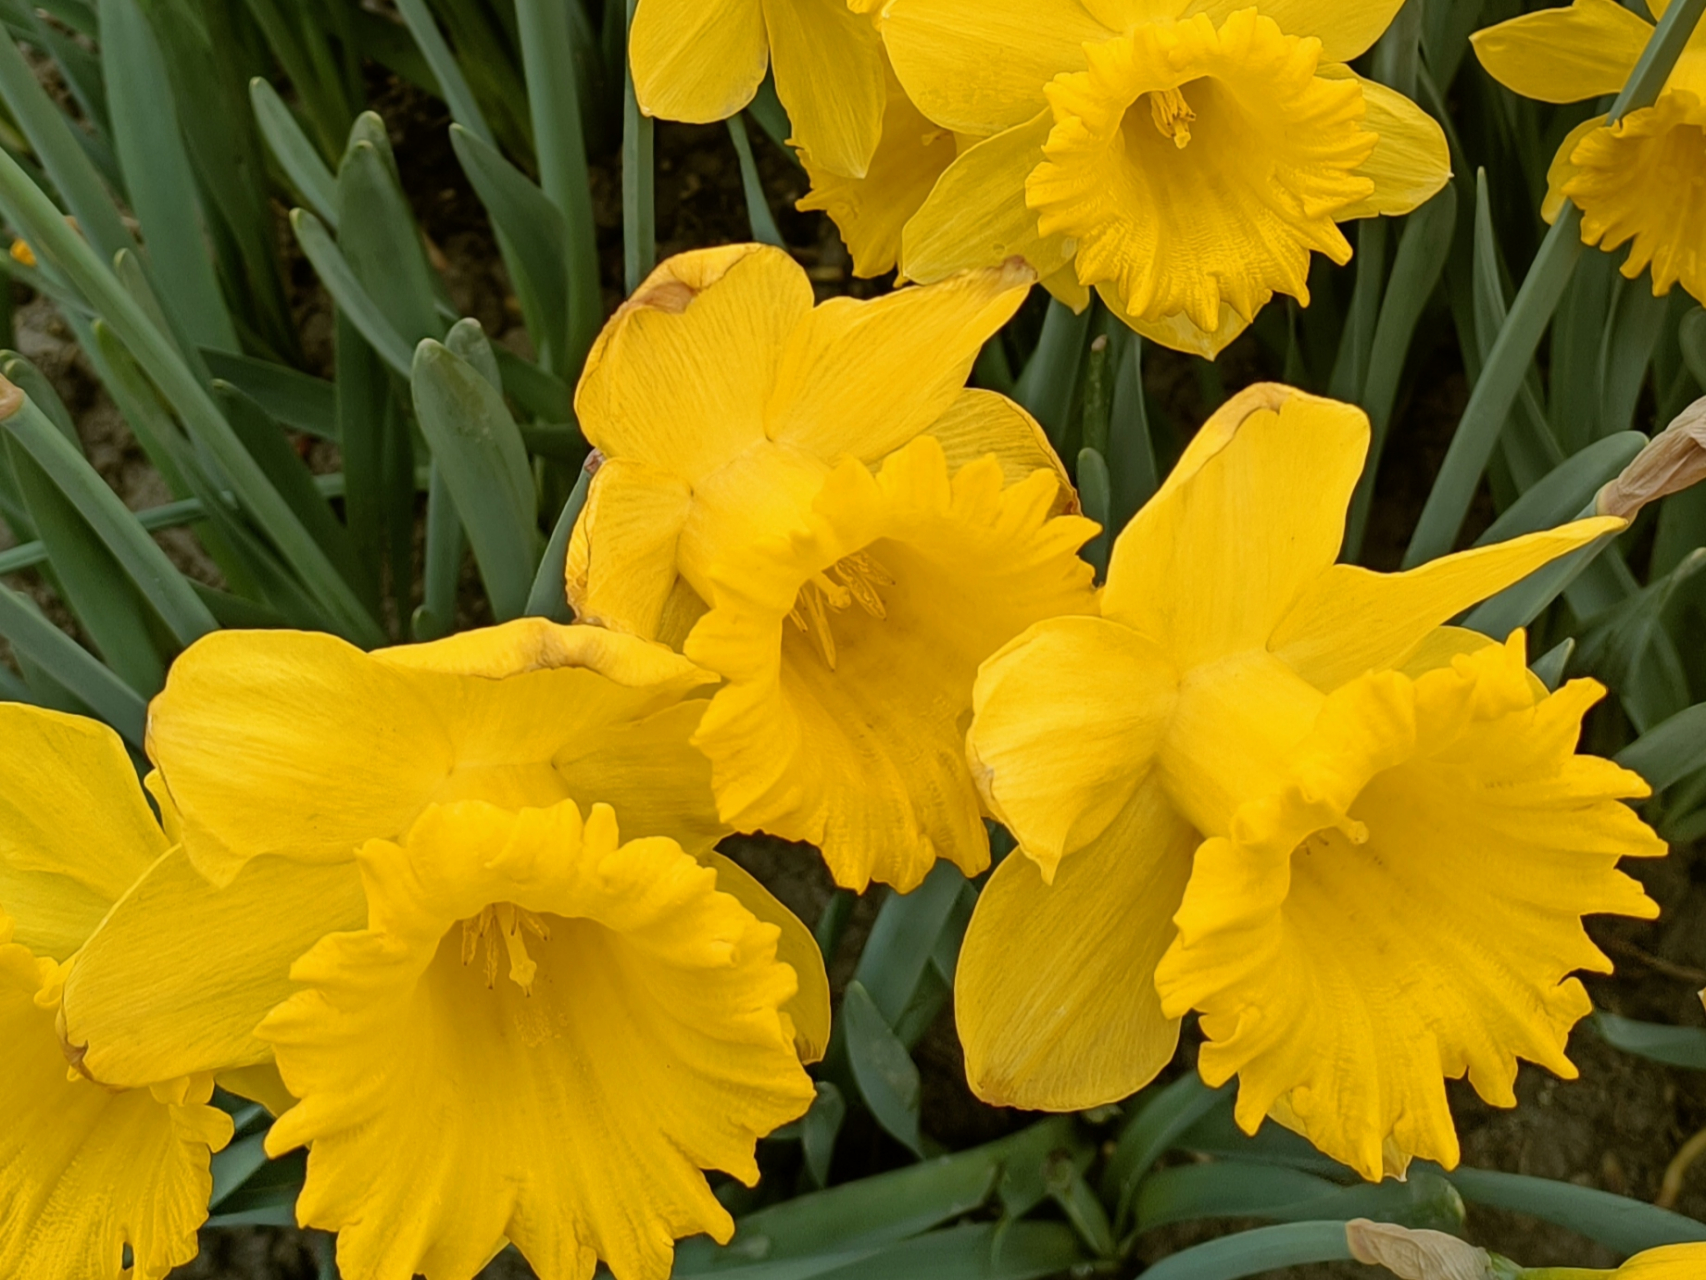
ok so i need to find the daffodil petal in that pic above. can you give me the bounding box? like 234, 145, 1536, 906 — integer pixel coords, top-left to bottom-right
956, 777, 1195, 1110
968, 616, 1178, 877
1268, 517, 1624, 691
0, 928, 231, 1280
1042, 263, 1093, 311
882, 0, 1112, 134
687, 438, 1097, 892
577, 245, 812, 484
1334, 75, 1451, 220
630, 0, 768, 124
1187, 0, 1409, 62
62, 847, 366, 1088
768, 260, 1034, 463
1103, 387, 1370, 666
799, 71, 959, 277
1156, 640, 1663, 1179
150, 622, 723, 885
702, 850, 830, 1063
763, 0, 886, 178
1470, 0, 1651, 105
566, 459, 694, 639
900, 113, 1070, 285
261, 801, 814, 1280
1622, 1244, 1706, 1278
919, 388, 1074, 511
0, 704, 166, 961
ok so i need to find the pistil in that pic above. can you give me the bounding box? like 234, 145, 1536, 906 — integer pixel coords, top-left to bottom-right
461, 903, 552, 994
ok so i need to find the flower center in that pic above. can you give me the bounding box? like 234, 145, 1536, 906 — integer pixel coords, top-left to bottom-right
787, 550, 895, 670
461, 902, 552, 995
1146, 86, 1195, 149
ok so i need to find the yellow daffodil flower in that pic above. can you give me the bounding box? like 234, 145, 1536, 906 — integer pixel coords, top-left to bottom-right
568, 244, 1097, 891
257, 799, 816, 1280
630, 0, 885, 178
1473, 0, 1706, 304
60, 616, 828, 1111
0, 704, 233, 1280
956, 384, 1666, 1180
880, 0, 1452, 356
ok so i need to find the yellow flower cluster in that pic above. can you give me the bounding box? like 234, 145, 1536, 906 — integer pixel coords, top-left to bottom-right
8, 3, 1701, 1270
1, 245, 1668, 1278
634, 0, 1453, 355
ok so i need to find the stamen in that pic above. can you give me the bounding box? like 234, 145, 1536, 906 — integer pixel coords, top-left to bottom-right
459, 902, 551, 995
1147, 87, 1195, 149
788, 550, 895, 670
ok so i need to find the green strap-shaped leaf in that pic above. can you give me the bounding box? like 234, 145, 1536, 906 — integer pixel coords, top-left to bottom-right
1014, 299, 1091, 453
1593, 1010, 1706, 1071
0, 24, 135, 264
249, 76, 340, 229
336, 126, 443, 349
854, 861, 969, 1029
1135, 1164, 1464, 1236
394, 0, 496, 147
728, 114, 784, 249
3, 392, 216, 645
291, 209, 415, 378
203, 349, 337, 440
99, 0, 238, 354
1618, 702, 1706, 792
841, 981, 924, 1157
1446, 1167, 1706, 1254
1104, 1074, 1232, 1230
411, 337, 540, 621
0, 581, 146, 744
515, 0, 603, 370
1137, 1221, 1355, 1280
1077, 447, 1111, 582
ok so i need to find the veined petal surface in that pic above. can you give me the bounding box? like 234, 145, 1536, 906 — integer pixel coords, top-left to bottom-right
0, 704, 166, 960
630, 0, 769, 124
767, 259, 1033, 462
882, 0, 1113, 134
1333, 76, 1452, 220
148, 619, 722, 884
1102, 386, 1369, 666
261, 801, 814, 1280
763, 0, 886, 178
956, 776, 1196, 1109
1470, 0, 1651, 105
0, 921, 232, 1280
62, 848, 366, 1088
1186, 0, 1410, 61
576, 245, 812, 484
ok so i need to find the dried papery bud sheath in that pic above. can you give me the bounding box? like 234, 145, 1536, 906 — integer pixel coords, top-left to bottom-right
1597, 396, 1706, 521
1346, 1220, 1496, 1280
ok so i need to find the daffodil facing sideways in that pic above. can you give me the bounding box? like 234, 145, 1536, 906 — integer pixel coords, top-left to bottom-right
0, 704, 233, 1280
1473, 0, 1706, 304
567, 244, 1097, 891
258, 799, 816, 1280
956, 384, 1666, 1180
878, 0, 1451, 356
630, 0, 885, 178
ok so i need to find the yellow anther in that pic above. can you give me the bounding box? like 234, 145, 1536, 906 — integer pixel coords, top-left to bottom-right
1147, 86, 1195, 149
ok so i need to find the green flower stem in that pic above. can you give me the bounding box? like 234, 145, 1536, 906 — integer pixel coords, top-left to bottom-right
622, 0, 655, 292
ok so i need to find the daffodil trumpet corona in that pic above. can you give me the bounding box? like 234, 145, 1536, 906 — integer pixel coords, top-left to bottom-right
567, 243, 1097, 892
1473, 0, 1706, 305
875, 0, 1451, 356
0, 704, 233, 1280
956, 383, 1666, 1180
